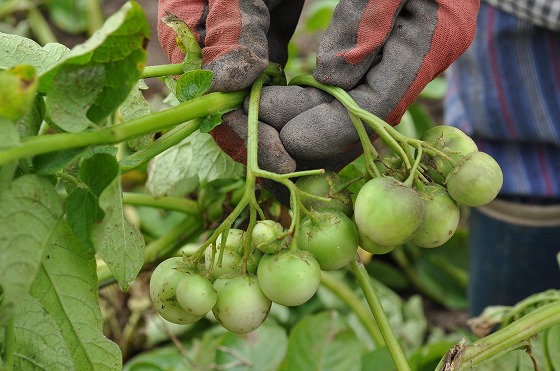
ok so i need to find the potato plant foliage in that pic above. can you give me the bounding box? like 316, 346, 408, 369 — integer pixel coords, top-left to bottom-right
1, 2, 560, 371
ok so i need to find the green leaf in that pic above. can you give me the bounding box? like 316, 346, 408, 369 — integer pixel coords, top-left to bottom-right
176, 70, 213, 103
215, 324, 288, 370
121, 85, 153, 151
0, 33, 70, 74
89, 159, 145, 291
361, 347, 396, 371
66, 153, 118, 250
16, 95, 45, 138
0, 65, 38, 121
282, 311, 361, 371
146, 130, 244, 197
161, 13, 202, 71
33, 147, 86, 175
45, 63, 105, 132
0, 118, 20, 190
200, 112, 223, 133
66, 153, 145, 290
0, 175, 64, 325
12, 297, 74, 370
42, 1, 150, 130
29, 221, 122, 370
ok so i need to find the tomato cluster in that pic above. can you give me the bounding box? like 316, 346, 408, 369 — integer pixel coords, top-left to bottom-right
149, 126, 503, 335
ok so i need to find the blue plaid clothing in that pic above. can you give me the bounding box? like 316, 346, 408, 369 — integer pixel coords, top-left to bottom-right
445, 3, 560, 198
482, 0, 560, 30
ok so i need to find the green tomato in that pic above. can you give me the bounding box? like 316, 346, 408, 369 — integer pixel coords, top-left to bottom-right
176, 273, 217, 316
252, 220, 286, 254
354, 177, 426, 247
296, 171, 353, 216
212, 274, 271, 334
297, 209, 359, 270
205, 229, 261, 279
257, 250, 321, 306
149, 257, 203, 325
411, 183, 460, 248
420, 125, 478, 184
446, 151, 503, 207
358, 228, 396, 255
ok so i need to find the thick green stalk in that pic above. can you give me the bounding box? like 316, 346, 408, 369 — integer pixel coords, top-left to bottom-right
119, 119, 201, 172
320, 271, 385, 347
437, 301, 560, 369
0, 91, 246, 166
350, 257, 411, 371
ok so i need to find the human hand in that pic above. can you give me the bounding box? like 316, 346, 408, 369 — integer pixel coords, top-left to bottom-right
257, 0, 480, 171
157, 0, 305, 174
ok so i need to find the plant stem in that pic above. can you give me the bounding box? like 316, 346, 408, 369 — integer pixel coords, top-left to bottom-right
119, 119, 200, 172
142, 64, 184, 79
320, 271, 385, 347
27, 7, 57, 45
85, 0, 104, 35
122, 192, 201, 216
0, 91, 246, 166
436, 301, 560, 370
350, 257, 411, 371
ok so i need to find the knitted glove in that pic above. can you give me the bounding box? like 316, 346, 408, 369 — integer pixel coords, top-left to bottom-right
157, 0, 304, 174
257, 0, 480, 170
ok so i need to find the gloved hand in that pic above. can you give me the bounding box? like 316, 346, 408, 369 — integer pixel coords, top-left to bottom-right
158, 1, 480, 173
157, 0, 305, 174
256, 0, 480, 171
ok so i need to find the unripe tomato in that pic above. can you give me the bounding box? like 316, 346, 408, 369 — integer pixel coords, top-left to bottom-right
205, 229, 261, 279
296, 171, 353, 216
446, 151, 503, 207
212, 274, 271, 334
421, 126, 478, 184
297, 209, 359, 270
257, 250, 321, 306
176, 273, 217, 316
354, 177, 426, 247
149, 257, 203, 324
411, 183, 460, 248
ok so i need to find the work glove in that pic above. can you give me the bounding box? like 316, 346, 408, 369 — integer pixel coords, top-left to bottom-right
256, 0, 480, 170
158, 1, 479, 173
157, 0, 305, 174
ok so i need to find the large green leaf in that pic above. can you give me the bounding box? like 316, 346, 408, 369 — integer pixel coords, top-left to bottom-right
215, 324, 288, 370
146, 130, 244, 197
28, 221, 122, 370
42, 1, 150, 131
12, 297, 74, 370
0, 33, 70, 73
0, 175, 64, 325
282, 311, 361, 371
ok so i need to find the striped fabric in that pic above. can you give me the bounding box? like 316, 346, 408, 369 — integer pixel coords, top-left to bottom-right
482, 0, 560, 30
444, 3, 560, 199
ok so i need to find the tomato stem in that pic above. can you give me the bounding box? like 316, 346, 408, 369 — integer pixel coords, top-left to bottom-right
350, 257, 412, 371
436, 300, 560, 369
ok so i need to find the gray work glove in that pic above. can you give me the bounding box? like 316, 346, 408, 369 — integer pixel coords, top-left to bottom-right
256, 0, 480, 171
158, 0, 305, 174
158, 0, 480, 174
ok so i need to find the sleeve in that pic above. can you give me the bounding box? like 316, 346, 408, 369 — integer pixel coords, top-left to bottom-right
482, 0, 560, 30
